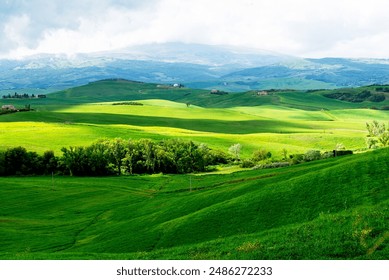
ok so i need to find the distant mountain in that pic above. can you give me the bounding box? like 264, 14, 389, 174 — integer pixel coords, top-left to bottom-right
109, 43, 293, 67
0, 56, 220, 89
222, 58, 389, 90
1, 43, 389, 92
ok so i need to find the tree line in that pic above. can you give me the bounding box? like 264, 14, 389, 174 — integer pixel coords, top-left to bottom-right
4, 120, 384, 177
324, 90, 385, 103
0, 138, 229, 176
2, 92, 47, 99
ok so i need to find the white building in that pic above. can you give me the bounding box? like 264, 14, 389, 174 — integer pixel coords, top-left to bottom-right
1, 105, 16, 111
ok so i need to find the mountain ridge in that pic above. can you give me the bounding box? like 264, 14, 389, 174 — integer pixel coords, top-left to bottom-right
2, 43, 389, 92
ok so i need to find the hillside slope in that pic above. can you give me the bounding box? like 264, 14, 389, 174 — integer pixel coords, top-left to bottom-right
43, 79, 389, 109
1, 80, 388, 155
0, 147, 388, 259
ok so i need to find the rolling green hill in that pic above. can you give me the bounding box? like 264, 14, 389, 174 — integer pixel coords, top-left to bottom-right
1, 79, 388, 260
1, 80, 388, 155
45, 80, 389, 109
0, 147, 388, 259
5, 79, 388, 109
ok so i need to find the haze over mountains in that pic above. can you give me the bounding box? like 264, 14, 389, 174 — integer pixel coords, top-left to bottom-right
2, 42, 389, 92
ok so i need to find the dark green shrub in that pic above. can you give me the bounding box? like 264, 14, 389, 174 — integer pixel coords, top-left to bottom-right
240, 159, 255, 168
252, 149, 272, 162
290, 154, 304, 164
333, 150, 353, 157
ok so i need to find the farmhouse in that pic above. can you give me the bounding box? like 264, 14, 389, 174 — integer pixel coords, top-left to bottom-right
1, 105, 16, 111
210, 89, 228, 95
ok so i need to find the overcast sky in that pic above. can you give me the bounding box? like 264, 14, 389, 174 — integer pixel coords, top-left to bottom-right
2, 0, 389, 59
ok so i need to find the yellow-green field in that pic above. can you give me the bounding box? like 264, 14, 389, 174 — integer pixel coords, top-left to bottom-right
1, 99, 387, 158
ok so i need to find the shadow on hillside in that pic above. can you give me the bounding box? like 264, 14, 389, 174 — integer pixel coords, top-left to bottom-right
35, 112, 314, 134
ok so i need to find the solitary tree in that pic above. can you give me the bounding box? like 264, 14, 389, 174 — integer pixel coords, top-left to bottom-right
228, 143, 242, 161
366, 121, 389, 148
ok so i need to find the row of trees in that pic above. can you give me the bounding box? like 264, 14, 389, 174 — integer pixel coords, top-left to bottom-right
2, 93, 46, 99
238, 145, 353, 169
3, 120, 385, 177
324, 90, 386, 103
0, 148, 57, 176
0, 138, 229, 176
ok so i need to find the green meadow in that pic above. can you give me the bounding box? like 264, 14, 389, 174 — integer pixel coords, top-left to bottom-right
0, 79, 388, 259
0, 147, 388, 260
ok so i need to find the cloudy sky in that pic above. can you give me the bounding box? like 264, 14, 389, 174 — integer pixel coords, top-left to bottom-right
1, 0, 389, 59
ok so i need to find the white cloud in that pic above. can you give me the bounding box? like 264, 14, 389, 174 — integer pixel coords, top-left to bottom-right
2, 0, 389, 58
3, 14, 31, 47
311, 32, 389, 58
35, 8, 156, 54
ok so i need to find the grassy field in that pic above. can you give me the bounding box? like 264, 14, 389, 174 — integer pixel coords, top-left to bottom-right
0, 147, 388, 259
1, 80, 388, 156
0, 80, 388, 259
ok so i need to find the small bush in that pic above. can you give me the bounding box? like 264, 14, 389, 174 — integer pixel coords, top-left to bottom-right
303, 150, 322, 162
252, 149, 272, 162
321, 151, 334, 159
240, 159, 255, 168
207, 149, 230, 165
289, 154, 304, 164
